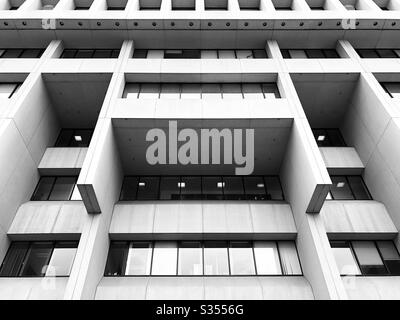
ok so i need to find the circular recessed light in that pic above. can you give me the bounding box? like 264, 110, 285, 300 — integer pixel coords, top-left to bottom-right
318, 21, 322, 26
152, 22, 157, 26
189, 22, 193, 26
59, 21, 64, 26
299, 22, 304, 26
208, 22, 212, 26
4, 22, 8, 26
226, 22, 230, 26
22, 21, 27, 26
171, 22, 175, 26
97, 21, 101, 26
115, 21, 120, 26
244, 22, 248, 26
78, 21, 83, 26
263, 22, 267, 26
337, 21, 341, 26
134, 22, 138, 26
281, 22, 286, 26
392, 22, 396, 26
373, 21, 378, 26
356, 21, 359, 26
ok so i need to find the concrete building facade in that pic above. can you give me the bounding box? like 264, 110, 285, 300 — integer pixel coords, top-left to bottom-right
1, 0, 400, 300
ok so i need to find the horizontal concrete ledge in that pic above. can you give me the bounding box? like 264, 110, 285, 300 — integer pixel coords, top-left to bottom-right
321, 200, 398, 239
0, 278, 68, 300
38, 147, 87, 175
8, 201, 89, 237
319, 147, 365, 175
110, 202, 297, 236
95, 276, 314, 300
344, 277, 400, 300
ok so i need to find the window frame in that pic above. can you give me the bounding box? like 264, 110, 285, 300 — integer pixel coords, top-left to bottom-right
328, 175, 372, 201
331, 240, 400, 277
119, 175, 285, 201
0, 241, 78, 278
31, 176, 80, 201
104, 240, 303, 277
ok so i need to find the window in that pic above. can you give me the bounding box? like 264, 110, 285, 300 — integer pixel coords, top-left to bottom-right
54, 129, 93, 147
106, 0, 127, 10
122, 83, 280, 99
172, 0, 195, 10
139, 0, 161, 10
178, 242, 202, 275
31, 176, 81, 201
328, 176, 372, 200
60, 49, 120, 59
204, 0, 227, 10
382, 83, 400, 99
331, 241, 400, 276
357, 49, 400, 58
0, 241, 78, 277
238, 0, 260, 10
312, 129, 346, 147
104, 241, 302, 276
119, 176, 284, 201
0, 49, 44, 58
281, 49, 340, 59
203, 241, 229, 275
0, 83, 21, 99
151, 242, 178, 275
164, 50, 200, 59
41, 0, 58, 10
131, 49, 268, 59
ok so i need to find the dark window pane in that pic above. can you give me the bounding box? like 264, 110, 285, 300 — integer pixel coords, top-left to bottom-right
111, 49, 120, 58
120, 177, 138, 201
136, 177, 160, 200
92, 50, 112, 58
357, 49, 379, 58
0, 242, 29, 277
313, 129, 330, 147
376, 49, 398, 58
20, 49, 43, 58
69, 129, 93, 147
347, 176, 371, 200
75, 50, 94, 58
281, 49, 291, 58
48, 177, 76, 200
104, 242, 128, 276
330, 176, 354, 200
253, 49, 268, 58
159, 176, 180, 200
31, 177, 56, 201
264, 176, 284, 200
326, 129, 346, 146
377, 241, 400, 275
352, 241, 388, 275
1, 49, 22, 58
180, 176, 202, 200
132, 49, 147, 58
202, 176, 223, 200
61, 49, 77, 58
243, 176, 267, 200
55, 129, 74, 147
306, 49, 325, 58
222, 176, 245, 200
20, 242, 53, 277
323, 49, 340, 58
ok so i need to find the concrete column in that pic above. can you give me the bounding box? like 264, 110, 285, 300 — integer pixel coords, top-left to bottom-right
64, 41, 133, 299
267, 40, 348, 299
